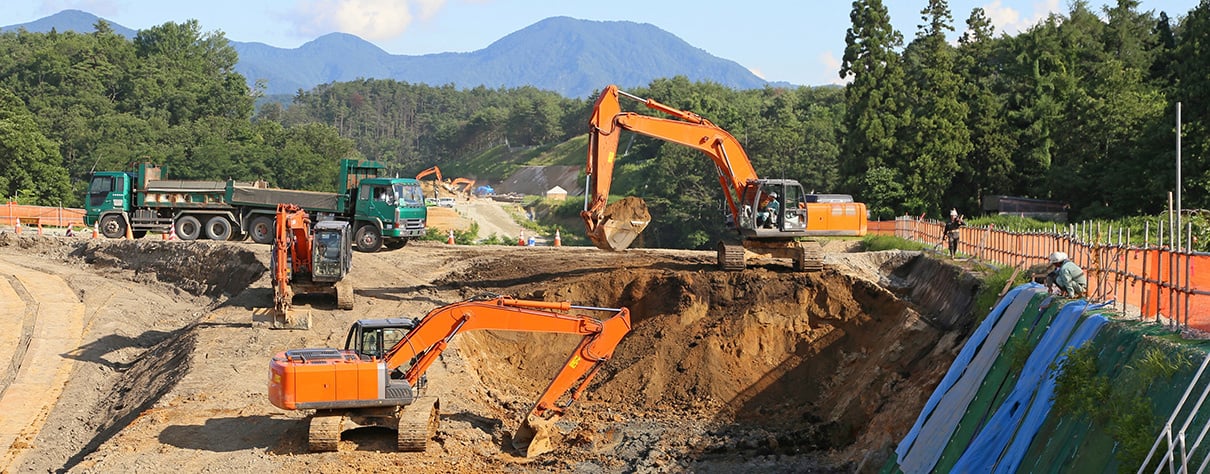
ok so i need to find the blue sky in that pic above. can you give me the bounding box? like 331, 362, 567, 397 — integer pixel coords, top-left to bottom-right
3, 0, 1201, 86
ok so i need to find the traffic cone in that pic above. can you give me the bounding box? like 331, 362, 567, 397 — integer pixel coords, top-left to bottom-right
167, 225, 176, 241
91, 225, 98, 239
37, 223, 43, 236
554, 229, 561, 247
124, 221, 133, 240
161, 228, 168, 240
13, 220, 20, 235
447, 229, 455, 245
518, 231, 525, 246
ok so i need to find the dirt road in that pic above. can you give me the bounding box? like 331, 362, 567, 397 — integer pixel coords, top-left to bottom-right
0, 233, 979, 473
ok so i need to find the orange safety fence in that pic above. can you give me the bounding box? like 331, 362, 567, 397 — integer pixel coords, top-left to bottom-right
881, 216, 1210, 332
2, 202, 86, 228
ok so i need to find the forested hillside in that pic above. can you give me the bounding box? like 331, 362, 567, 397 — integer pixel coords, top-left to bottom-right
0, 0, 1207, 250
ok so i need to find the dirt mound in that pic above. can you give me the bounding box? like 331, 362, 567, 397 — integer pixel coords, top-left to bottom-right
451, 253, 977, 471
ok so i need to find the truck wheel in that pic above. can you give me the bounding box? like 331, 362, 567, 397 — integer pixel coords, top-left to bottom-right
204, 216, 233, 241
385, 239, 408, 250
175, 216, 202, 241
99, 215, 126, 239
354, 224, 383, 253
249, 216, 275, 244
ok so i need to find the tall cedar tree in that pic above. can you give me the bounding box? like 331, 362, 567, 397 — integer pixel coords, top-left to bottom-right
953, 8, 1015, 213
899, 0, 971, 217
841, 0, 907, 219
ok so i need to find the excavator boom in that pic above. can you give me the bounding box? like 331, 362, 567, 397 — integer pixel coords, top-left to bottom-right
583, 85, 759, 251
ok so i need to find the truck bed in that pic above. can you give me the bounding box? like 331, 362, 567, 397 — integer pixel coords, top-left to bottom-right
229, 185, 343, 213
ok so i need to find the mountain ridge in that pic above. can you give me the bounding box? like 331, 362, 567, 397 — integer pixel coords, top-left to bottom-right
2, 10, 775, 98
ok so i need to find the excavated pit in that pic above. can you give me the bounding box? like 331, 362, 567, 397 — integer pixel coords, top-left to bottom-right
450, 251, 981, 471
0, 234, 981, 472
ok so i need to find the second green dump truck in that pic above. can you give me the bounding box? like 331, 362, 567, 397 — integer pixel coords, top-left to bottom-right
84, 159, 426, 252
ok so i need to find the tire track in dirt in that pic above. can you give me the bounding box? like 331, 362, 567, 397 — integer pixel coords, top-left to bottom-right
0, 260, 85, 471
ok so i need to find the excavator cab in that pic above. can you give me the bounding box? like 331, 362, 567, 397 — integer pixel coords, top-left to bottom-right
344, 318, 417, 360
311, 220, 352, 283
738, 179, 808, 236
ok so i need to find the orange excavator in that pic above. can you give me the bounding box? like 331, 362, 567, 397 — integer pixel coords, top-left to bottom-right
415, 165, 452, 197
268, 295, 632, 456
268, 203, 353, 329
450, 177, 476, 197
583, 84, 867, 271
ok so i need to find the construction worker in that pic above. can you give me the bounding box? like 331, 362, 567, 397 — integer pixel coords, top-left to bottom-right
943, 209, 964, 257
1045, 251, 1087, 298
759, 192, 779, 228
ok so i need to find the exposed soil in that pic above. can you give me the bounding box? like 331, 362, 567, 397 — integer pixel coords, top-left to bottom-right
0, 231, 981, 473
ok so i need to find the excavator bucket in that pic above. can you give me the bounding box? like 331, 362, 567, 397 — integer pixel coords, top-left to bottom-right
587, 196, 651, 251
512, 413, 561, 457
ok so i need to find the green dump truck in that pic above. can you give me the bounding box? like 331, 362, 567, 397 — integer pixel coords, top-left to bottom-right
84, 159, 426, 252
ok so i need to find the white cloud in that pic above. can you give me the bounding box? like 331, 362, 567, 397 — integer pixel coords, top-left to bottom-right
291, 0, 448, 40
820, 51, 850, 86
980, 0, 1061, 35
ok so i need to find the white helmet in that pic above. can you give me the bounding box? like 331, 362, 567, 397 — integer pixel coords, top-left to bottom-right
950, 209, 958, 218
1049, 251, 1068, 264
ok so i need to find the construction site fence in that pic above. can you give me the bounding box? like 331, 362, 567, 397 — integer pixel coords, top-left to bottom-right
873, 216, 1210, 333
2, 202, 86, 229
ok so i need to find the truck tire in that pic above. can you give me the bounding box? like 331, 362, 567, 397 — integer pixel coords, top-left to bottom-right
354, 224, 383, 253
249, 216, 275, 244
175, 216, 202, 241
204, 216, 233, 241
385, 239, 408, 250
99, 214, 126, 239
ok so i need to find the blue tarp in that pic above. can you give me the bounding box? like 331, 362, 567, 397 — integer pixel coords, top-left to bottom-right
895, 283, 1044, 472
950, 300, 1109, 472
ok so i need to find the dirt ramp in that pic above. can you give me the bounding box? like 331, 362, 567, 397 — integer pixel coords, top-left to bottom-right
71, 241, 265, 297
456, 251, 980, 468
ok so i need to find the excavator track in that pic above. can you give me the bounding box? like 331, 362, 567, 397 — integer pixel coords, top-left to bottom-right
795, 241, 824, 272
397, 396, 439, 452
718, 242, 745, 271
335, 279, 354, 310
308, 410, 344, 452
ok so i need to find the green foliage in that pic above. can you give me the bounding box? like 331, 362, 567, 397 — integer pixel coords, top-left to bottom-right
972, 265, 1023, 319
1052, 342, 1194, 469
860, 234, 929, 251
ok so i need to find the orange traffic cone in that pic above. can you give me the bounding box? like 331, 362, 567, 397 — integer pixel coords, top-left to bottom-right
37, 223, 43, 236
124, 221, 133, 240
13, 220, 20, 235
554, 229, 561, 247
167, 225, 176, 241
161, 229, 168, 240
447, 229, 455, 245
91, 225, 98, 239
518, 231, 525, 246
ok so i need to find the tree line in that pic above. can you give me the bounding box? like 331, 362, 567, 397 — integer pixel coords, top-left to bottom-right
0, 0, 1206, 250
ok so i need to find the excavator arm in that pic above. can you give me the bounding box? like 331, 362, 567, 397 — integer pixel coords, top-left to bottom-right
583, 85, 761, 250
271, 204, 313, 326
381, 295, 631, 456
414, 166, 443, 182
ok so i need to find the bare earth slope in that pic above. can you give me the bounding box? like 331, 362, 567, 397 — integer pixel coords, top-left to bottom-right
0, 234, 979, 473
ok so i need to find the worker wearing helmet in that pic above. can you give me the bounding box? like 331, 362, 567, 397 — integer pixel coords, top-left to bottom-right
1045, 251, 1086, 298
943, 209, 964, 257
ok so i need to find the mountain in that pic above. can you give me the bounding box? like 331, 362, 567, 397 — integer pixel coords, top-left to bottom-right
2, 11, 771, 98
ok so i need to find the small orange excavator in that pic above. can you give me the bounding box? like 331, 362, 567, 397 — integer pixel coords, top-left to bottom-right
268, 203, 353, 329
267, 295, 632, 456
450, 177, 476, 197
